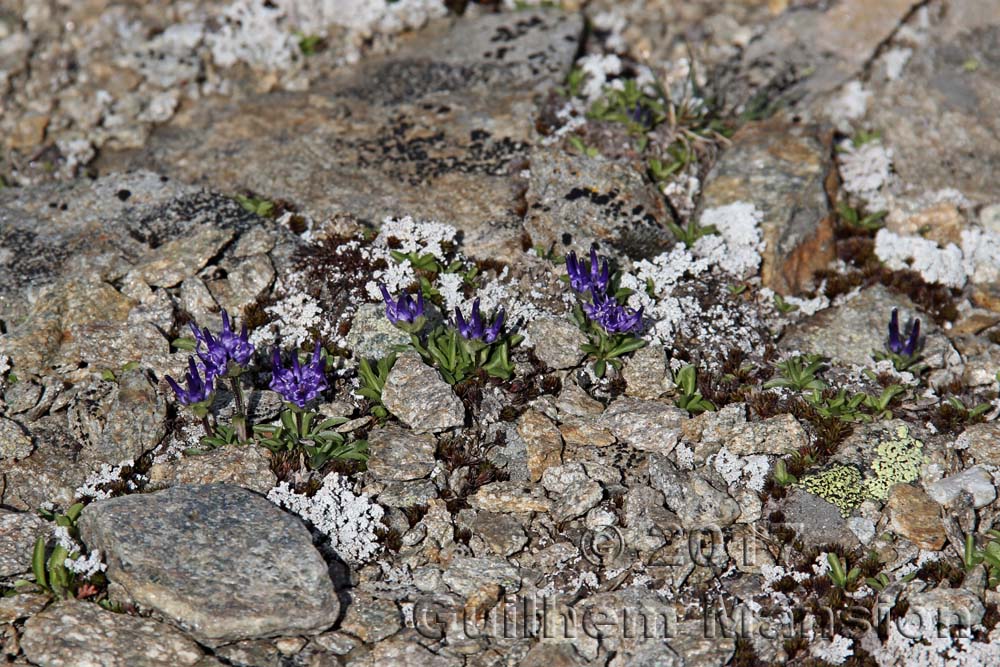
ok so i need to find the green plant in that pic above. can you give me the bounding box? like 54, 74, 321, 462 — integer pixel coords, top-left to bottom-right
764, 355, 827, 392
866, 572, 891, 591
409, 325, 521, 384
254, 409, 368, 469
773, 294, 798, 314
665, 219, 718, 249
945, 396, 992, 422
235, 194, 275, 217
297, 33, 322, 55
357, 353, 396, 419
851, 129, 882, 147
12, 504, 101, 601
673, 364, 716, 414
567, 136, 599, 158
863, 385, 905, 420
827, 552, 861, 590
559, 66, 585, 98
964, 531, 1000, 589
588, 78, 667, 136
772, 459, 797, 486
838, 201, 887, 232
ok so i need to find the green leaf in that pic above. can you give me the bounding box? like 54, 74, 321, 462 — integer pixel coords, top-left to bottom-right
31, 537, 47, 590
594, 359, 607, 378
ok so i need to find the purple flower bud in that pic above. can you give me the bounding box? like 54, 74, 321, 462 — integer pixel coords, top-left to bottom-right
190, 310, 255, 379
566, 245, 610, 295
455, 299, 505, 344
887, 308, 920, 357
584, 290, 643, 335
379, 283, 425, 326
166, 357, 214, 406
270, 342, 328, 408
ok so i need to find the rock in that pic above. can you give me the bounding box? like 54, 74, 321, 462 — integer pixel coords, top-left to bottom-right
722, 0, 920, 114
956, 422, 1000, 467
365, 630, 462, 667
775, 488, 860, 550
598, 397, 686, 455
441, 556, 520, 598
339, 595, 402, 644
887, 485, 946, 550
367, 425, 437, 481
522, 148, 672, 261
558, 417, 616, 449
902, 586, 985, 633
0, 416, 32, 459
541, 462, 621, 495
526, 316, 586, 369
472, 512, 528, 557
0, 510, 49, 577
345, 303, 411, 361
727, 413, 808, 456
86, 369, 166, 466
21, 601, 203, 667
555, 380, 605, 417
78, 484, 339, 644
622, 344, 674, 399
866, 3, 1000, 206
103, 11, 582, 262
213, 640, 280, 667
206, 254, 275, 313
468, 481, 551, 514
134, 224, 233, 288
781, 285, 957, 369
649, 455, 740, 528
697, 119, 834, 294
147, 445, 277, 494
517, 409, 564, 482
376, 479, 439, 508
382, 354, 464, 434
0, 593, 48, 624
0, 419, 89, 510
926, 466, 997, 509
552, 479, 603, 523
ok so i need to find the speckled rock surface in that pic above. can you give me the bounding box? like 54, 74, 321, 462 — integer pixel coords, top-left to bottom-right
78, 484, 340, 644
381, 354, 464, 433
0, 510, 49, 577
21, 601, 204, 667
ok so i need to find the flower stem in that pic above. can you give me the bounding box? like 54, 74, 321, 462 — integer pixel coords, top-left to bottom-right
201, 415, 213, 439
229, 376, 248, 442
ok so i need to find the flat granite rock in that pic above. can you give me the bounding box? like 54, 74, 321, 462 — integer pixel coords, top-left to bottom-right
78, 483, 340, 645
99, 11, 583, 263
21, 601, 204, 667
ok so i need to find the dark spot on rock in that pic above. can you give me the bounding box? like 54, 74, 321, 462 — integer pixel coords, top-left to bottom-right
565, 187, 587, 201
631, 205, 644, 215
116, 189, 132, 202
561, 233, 571, 246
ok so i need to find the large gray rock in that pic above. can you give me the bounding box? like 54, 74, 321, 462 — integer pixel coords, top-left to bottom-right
78, 484, 340, 644
101, 11, 583, 262
21, 601, 204, 667
598, 397, 686, 455
866, 2, 1000, 205
649, 454, 741, 528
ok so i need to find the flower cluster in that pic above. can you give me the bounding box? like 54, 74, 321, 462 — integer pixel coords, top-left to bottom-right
455, 298, 504, 344
567, 245, 646, 377
567, 246, 643, 335
378, 282, 519, 383
270, 342, 328, 408
191, 310, 255, 381
165, 357, 214, 410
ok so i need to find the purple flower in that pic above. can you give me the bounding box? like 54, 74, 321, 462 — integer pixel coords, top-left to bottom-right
627, 103, 654, 129
584, 290, 644, 335
379, 283, 425, 326
566, 246, 610, 295
270, 342, 328, 408
455, 298, 504, 344
888, 308, 920, 357
190, 310, 254, 379
165, 357, 214, 406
